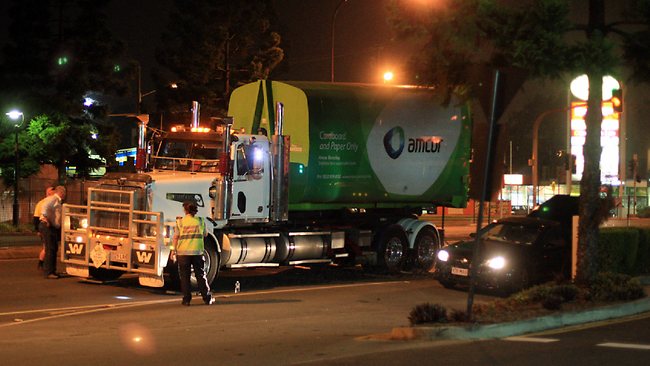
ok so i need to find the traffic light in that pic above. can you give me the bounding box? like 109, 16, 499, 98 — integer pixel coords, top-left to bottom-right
571, 154, 576, 174
611, 88, 623, 113
628, 158, 637, 175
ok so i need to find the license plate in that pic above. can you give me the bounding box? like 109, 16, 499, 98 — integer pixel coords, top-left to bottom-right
111, 252, 127, 262
451, 267, 469, 277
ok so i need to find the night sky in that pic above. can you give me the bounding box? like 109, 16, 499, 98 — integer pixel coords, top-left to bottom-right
105, 0, 412, 90
1, 0, 649, 175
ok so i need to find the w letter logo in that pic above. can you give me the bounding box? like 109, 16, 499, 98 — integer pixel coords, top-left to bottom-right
136, 251, 153, 264
67, 243, 84, 255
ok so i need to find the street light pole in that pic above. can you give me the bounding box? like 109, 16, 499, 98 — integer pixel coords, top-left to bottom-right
531, 108, 566, 207
530, 104, 587, 207
331, 0, 349, 82
6, 110, 24, 227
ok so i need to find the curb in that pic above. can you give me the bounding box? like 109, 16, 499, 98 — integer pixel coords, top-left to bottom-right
389, 295, 650, 341
0, 246, 40, 260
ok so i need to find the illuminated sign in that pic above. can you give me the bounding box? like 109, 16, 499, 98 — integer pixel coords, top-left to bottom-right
504, 174, 524, 185
569, 75, 621, 185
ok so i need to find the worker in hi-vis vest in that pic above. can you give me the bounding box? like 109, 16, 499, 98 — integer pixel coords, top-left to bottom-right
172, 201, 214, 306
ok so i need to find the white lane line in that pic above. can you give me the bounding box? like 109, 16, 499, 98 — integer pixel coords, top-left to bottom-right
219, 280, 409, 298
0, 299, 173, 316
598, 342, 650, 350
504, 336, 560, 343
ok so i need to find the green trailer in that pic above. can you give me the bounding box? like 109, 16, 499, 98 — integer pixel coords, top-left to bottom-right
228, 80, 472, 210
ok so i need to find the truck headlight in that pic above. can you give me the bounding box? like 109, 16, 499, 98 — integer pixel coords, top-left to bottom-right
486, 256, 506, 270
437, 250, 449, 262
254, 147, 263, 161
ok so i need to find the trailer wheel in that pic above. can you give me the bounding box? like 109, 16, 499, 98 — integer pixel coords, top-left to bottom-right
411, 227, 440, 272
376, 224, 408, 273
89, 267, 123, 282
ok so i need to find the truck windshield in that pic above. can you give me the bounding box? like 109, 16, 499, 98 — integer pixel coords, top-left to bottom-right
152, 138, 222, 173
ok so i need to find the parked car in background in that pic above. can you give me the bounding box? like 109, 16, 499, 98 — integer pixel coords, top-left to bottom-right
435, 216, 569, 295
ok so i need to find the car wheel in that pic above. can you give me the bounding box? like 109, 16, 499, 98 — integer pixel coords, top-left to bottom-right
411, 227, 440, 272
439, 279, 456, 289
89, 267, 123, 282
375, 224, 408, 273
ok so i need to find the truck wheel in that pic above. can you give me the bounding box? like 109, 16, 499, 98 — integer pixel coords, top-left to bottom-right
165, 238, 220, 290
201, 238, 220, 286
412, 227, 439, 272
89, 267, 123, 282
376, 224, 408, 273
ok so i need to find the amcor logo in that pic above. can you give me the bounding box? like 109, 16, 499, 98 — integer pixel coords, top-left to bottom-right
408, 137, 443, 153
383, 126, 405, 159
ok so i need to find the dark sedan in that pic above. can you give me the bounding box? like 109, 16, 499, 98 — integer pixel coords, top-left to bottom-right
435, 216, 569, 295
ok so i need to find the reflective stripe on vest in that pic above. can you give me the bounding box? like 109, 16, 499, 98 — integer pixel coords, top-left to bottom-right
176, 216, 204, 255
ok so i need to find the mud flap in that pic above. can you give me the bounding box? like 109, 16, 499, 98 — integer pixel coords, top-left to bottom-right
66, 264, 90, 278
139, 273, 165, 288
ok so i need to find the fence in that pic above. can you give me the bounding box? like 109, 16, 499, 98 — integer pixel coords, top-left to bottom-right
0, 176, 98, 225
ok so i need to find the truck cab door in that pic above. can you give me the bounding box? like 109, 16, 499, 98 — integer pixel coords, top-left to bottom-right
230, 137, 271, 222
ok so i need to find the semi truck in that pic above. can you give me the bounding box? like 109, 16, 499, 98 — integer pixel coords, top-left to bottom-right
60, 80, 473, 288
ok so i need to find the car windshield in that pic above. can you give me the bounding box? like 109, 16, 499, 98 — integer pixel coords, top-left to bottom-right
479, 223, 539, 245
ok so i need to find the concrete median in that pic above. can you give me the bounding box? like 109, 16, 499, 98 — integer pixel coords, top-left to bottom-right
0, 234, 41, 260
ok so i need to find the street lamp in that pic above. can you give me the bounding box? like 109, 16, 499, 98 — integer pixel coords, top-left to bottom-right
331, 0, 349, 82
383, 71, 394, 83
137, 62, 178, 114
5, 110, 24, 227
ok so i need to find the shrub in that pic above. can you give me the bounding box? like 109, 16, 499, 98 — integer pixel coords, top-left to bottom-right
408, 303, 447, 325
509, 283, 580, 310
448, 308, 471, 323
636, 228, 650, 274
598, 228, 639, 275
589, 272, 646, 301
512, 283, 554, 304
0, 222, 34, 233
542, 294, 564, 310
551, 284, 579, 302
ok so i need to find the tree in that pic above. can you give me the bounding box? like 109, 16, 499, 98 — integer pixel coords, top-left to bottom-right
0, 0, 131, 183
388, 0, 650, 283
155, 0, 284, 118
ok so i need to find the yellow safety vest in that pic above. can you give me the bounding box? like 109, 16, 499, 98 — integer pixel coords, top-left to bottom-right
175, 215, 205, 255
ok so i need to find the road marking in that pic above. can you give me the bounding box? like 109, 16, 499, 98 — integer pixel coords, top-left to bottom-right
219, 280, 409, 298
525, 312, 650, 337
598, 342, 650, 350
504, 336, 559, 343
0, 280, 408, 327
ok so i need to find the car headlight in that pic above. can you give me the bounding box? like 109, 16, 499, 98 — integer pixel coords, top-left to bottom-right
486, 256, 506, 270
437, 250, 450, 262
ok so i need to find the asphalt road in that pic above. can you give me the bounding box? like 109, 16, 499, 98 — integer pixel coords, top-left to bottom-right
3, 255, 649, 365
0, 256, 495, 366
305, 314, 650, 365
